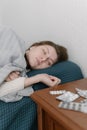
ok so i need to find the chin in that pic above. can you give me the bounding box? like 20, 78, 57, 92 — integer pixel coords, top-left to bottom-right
32, 66, 41, 70
30, 65, 38, 70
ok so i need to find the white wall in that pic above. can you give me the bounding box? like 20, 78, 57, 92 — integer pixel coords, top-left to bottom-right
0, 0, 87, 77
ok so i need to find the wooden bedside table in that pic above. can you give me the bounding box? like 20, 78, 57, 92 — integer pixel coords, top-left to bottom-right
31, 78, 87, 130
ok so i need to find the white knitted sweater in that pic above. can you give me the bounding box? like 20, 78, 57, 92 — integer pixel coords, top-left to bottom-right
0, 26, 28, 85
0, 26, 34, 102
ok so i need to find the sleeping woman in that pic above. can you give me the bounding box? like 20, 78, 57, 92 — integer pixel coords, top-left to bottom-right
0, 26, 68, 102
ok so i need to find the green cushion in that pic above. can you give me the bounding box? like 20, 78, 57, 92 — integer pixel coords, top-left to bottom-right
27, 61, 83, 90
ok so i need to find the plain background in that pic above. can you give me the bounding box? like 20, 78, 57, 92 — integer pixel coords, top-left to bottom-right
0, 0, 87, 77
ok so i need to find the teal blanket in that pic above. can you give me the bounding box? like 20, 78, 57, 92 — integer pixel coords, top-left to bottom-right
0, 97, 37, 130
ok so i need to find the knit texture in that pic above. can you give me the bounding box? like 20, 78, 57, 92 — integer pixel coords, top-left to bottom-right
0, 26, 28, 85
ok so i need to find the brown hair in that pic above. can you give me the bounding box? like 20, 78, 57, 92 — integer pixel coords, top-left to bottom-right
25, 41, 68, 69
30, 41, 68, 62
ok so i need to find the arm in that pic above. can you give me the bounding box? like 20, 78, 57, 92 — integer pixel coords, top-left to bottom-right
0, 73, 60, 97
24, 74, 61, 88
5, 71, 20, 81
6, 72, 61, 88
0, 77, 25, 97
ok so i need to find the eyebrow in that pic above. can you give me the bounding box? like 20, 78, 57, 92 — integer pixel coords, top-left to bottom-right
46, 47, 55, 64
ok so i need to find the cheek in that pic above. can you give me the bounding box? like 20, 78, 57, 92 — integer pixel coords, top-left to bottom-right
31, 51, 40, 58
29, 51, 37, 60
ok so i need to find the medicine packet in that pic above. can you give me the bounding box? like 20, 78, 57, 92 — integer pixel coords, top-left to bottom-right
49, 90, 66, 95
76, 88, 87, 98
58, 101, 87, 113
56, 91, 79, 102
80, 99, 87, 104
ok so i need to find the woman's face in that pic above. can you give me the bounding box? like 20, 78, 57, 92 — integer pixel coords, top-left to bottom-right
25, 45, 58, 69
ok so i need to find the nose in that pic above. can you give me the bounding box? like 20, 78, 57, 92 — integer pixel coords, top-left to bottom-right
40, 56, 49, 62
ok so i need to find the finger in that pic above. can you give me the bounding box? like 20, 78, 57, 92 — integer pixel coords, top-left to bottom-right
49, 75, 57, 79
57, 79, 61, 84
49, 76, 61, 83
15, 71, 20, 75
9, 75, 15, 80
49, 76, 59, 82
51, 79, 61, 87
5, 77, 11, 82
9, 73, 18, 80
12, 73, 20, 78
12, 72, 20, 78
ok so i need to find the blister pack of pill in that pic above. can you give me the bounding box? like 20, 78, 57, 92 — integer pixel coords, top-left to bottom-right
80, 99, 87, 104
58, 101, 87, 113
56, 91, 79, 102
49, 90, 66, 95
76, 88, 87, 98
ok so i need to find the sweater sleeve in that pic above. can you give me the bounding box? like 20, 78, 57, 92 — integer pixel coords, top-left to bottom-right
0, 27, 27, 85
0, 77, 25, 97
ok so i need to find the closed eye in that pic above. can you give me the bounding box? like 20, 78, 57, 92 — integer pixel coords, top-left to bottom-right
42, 49, 47, 55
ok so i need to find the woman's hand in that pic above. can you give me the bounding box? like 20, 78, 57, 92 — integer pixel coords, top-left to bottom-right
35, 74, 61, 87
5, 71, 20, 82
24, 73, 61, 88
